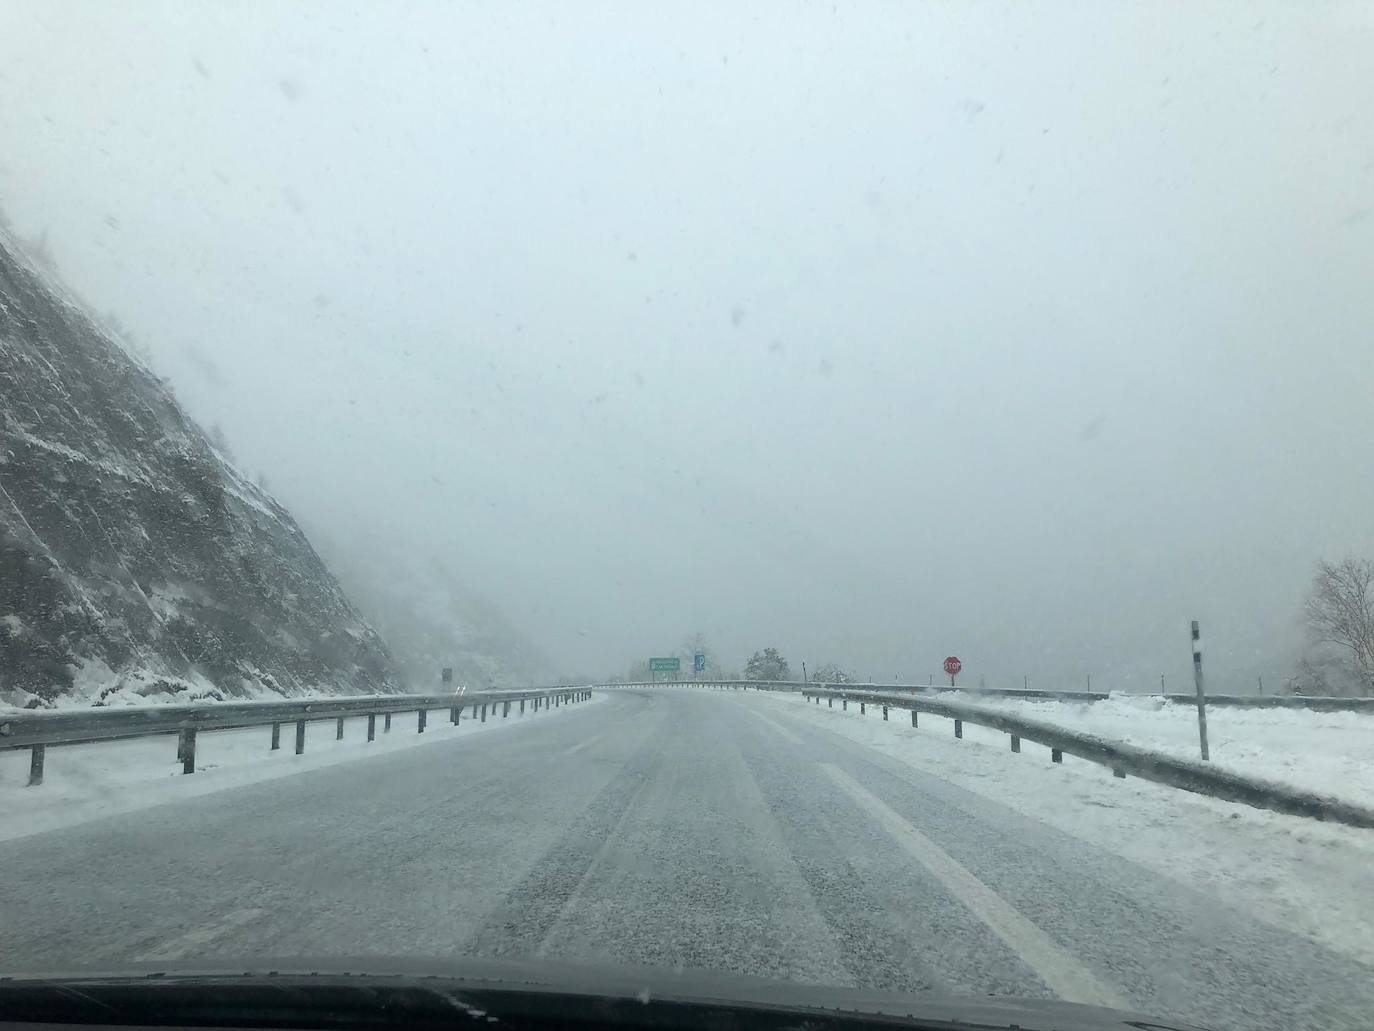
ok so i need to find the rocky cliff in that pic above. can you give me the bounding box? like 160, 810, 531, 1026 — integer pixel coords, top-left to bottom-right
0, 236, 396, 706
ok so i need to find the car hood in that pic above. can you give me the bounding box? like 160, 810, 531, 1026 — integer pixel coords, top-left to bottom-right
0, 955, 1208, 1031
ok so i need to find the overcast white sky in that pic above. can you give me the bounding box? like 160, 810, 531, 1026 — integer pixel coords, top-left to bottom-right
2, 1, 1372, 689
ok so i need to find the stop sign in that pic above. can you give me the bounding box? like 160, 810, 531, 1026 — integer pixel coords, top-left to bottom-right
943, 656, 962, 676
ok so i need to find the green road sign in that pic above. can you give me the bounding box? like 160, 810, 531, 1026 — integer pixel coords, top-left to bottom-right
649, 657, 681, 672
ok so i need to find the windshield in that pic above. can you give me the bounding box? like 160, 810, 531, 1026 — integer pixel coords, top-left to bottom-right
2, 4, 1373, 1030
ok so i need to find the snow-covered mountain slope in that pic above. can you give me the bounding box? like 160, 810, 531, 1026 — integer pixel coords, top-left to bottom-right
314, 529, 554, 692
0, 237, 396, 706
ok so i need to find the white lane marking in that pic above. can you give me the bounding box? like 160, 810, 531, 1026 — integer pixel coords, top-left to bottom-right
821, 764, 1126, 1009
748, 708, 804, 746
564, 733, 605, 757
136, 907, 264, 962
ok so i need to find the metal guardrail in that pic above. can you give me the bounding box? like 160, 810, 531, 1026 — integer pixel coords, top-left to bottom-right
604, 679, 1374, 712
0, 688, 593, 787
794, 687, 1374, 830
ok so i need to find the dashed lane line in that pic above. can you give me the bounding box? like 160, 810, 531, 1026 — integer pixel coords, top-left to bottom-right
821, 763, 1127, 1010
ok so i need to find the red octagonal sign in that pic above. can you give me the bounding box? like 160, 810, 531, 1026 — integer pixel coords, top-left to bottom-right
943, 656, 962, 676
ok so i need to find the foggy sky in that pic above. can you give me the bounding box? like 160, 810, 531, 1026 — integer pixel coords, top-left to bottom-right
3, 1, 1372, 691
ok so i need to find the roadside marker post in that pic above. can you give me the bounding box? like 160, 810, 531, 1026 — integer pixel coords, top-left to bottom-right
1192, 620, 1210, 761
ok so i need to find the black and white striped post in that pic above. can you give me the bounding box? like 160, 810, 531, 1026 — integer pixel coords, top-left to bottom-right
1191, 620, 1210, 761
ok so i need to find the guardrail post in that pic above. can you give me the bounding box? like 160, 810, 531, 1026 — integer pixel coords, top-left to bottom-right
882, 705, 889, 721
911, 710, 918, 727
1010, 735, 1020, 753
384, 712, 392, 733
480, 703, 487, 723
418, 709, 427, 733
271, 722, 281, 750
367, 714, 376, 741
27, 744, 44, 786
827, 697, 833, 708
954, 719, 963, 739
176, 728, 188, 763
520, 698, 526, 714
1051, 748, 1063, 764
336, 716, 345, 740
504, 701, 510, 718
842, 698, 847, 710
182, 729, 197, 774
296, 720, 306, 754
859, 701, 866, 715
450, 706, 458, 724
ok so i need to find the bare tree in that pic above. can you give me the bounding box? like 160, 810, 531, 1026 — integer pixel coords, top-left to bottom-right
1304, 558, 1374, 695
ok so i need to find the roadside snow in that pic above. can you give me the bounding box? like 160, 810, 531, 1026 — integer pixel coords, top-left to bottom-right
748, 690, 1374, 971
919, 691, 1374, 808
0, 693, 605, 843
59, 659, 229, 707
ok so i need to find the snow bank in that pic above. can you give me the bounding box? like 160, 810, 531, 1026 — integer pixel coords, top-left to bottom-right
925, 691, 1374, 808
0, 692, 606, 842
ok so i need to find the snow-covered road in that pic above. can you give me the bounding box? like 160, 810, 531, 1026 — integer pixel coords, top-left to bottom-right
4, 689, 1372, 1031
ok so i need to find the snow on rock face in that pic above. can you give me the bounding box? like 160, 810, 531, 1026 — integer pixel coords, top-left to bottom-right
0, 238, 396, 706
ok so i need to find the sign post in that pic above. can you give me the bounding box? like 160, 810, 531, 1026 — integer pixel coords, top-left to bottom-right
650, 657, 681, 683
943, 656, 962, 687
1191, 621, 1210, 761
